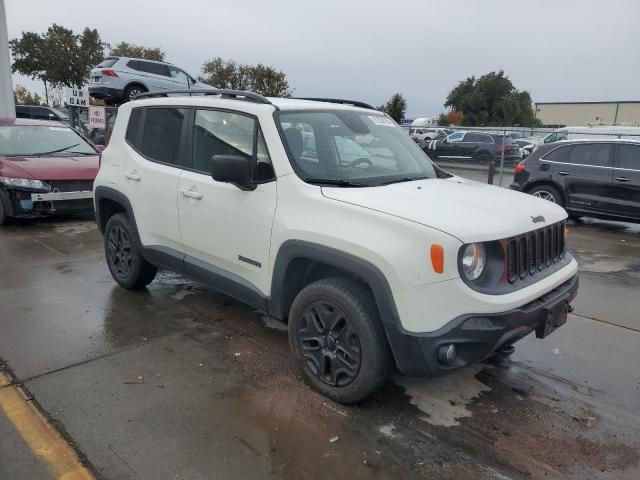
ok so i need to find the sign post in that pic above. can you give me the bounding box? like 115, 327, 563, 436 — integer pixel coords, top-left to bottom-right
88, 106, 106, 130
0, 0, 15, 120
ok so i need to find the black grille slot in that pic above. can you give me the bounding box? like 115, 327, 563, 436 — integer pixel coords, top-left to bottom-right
46, 180, 94, 193
507, 239, 517, 283
518, 236, 528, 279
506, 221, 566, 284
528, 232, 537, 275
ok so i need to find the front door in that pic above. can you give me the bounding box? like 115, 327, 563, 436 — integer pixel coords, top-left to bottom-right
177, 108, 277, 297
610, 143, 640, 219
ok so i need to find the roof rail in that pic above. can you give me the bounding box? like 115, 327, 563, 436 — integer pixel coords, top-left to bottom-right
133, 89, 276, 108
294, 97, 376, 110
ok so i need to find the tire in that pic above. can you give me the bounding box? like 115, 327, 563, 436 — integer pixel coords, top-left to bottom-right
528, 184, 564, 207
288, 277, 392, 404
0, 192, 11, 226
123, 84, 147, 103
104, 213, 157, 289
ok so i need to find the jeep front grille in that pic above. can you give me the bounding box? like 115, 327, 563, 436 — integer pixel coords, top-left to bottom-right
506, 221, 566, 283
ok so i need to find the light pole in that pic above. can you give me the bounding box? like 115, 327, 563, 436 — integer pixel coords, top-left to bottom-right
0, 0, 15, 120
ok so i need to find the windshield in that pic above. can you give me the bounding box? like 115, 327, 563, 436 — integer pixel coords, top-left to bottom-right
0, 125, 96, 156
277, 110, 437, 186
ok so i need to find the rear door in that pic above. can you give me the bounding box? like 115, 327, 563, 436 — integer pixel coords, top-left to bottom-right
610, 143, 640, 219
138, 61, 173, 91
545, 142, 614, 212
167, 66, 193, 91
122, 106, 187, 253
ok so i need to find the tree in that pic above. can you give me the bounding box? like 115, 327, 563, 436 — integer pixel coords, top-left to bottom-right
444, 71, 540, 126
199, 57, 291, 97
378, 93, 407, 123
14, 85, 43, 105
10, 24, 105, 96
110, 42, 165, 61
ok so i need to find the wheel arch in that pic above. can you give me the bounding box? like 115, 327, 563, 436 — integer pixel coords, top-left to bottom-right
270, 240, 415, 372
523, 180, 566, 204
124, 81, 148, 96
94, 186, 139, 239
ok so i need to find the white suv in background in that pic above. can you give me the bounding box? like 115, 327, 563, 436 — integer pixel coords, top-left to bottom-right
94, 90, 579, 403
88, 56, 214, 104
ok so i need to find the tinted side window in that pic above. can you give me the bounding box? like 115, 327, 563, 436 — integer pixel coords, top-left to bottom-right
141, 61, 170, 76
542, 145, 571, 161
567, 143, 613, 167
192, 110, 256, 173
126, 60, 141, 71
448, 132, 464, 142
463, 133, 482, 142
618, 144, 640, 170
126, 108, 143, 148
139, 108, 186, 165
15, 106, 30, 118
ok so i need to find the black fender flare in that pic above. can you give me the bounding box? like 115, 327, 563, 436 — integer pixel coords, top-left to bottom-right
269, 240, 422, 374
94, 186, 139, 238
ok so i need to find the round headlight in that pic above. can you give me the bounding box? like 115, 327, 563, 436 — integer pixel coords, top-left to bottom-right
461, 243, 487, 281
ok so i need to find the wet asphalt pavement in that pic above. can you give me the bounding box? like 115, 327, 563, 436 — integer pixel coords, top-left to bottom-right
0, 213, 639, 480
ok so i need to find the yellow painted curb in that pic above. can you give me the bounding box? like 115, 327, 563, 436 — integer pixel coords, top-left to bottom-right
0, 380, 94, 480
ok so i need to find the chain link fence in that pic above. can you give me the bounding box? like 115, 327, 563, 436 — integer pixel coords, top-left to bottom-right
68, 105, 119, 146
404, 125, 640, 186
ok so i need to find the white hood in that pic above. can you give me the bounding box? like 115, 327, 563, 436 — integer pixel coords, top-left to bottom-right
321, 177, 567, 243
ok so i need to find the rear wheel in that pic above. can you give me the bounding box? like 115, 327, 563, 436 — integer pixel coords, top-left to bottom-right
528, 185, 564, 207
123, 85, 147, 103
104, 213, 156, 289
288, 277, 391, 404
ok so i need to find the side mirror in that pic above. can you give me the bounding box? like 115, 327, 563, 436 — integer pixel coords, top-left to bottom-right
210, 154, 255, 191
48, 113, 55, 119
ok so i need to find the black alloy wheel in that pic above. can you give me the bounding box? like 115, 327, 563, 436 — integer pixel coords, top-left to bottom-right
107, 223, 132, 278
298, 301, 362, 387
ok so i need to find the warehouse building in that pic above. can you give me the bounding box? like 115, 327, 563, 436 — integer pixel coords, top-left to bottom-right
534, 101, 640, 127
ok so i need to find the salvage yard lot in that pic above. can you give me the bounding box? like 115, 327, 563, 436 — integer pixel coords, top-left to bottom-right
1, 216, 639, 479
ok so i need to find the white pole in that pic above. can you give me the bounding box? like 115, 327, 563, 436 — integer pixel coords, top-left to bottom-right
0, 0, 15, 120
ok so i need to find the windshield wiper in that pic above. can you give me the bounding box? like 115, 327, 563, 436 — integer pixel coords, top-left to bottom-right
304, 178, 368, 187
378, 175, 430, 186
32, 143, 81, 156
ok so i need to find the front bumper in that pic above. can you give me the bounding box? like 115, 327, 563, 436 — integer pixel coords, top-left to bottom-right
390, 273, 579, 376
1, 187, 94, 218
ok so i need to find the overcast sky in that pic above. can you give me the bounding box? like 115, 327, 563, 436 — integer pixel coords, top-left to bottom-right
6, 0, 640, 117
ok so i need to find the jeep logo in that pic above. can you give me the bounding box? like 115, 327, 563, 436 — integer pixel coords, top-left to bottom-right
531, 215, 545, 224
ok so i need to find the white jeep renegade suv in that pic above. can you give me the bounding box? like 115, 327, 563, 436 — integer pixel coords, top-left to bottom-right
94, 90, 579, 403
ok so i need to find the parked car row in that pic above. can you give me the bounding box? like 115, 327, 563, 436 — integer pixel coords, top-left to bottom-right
421, 131, 522, 166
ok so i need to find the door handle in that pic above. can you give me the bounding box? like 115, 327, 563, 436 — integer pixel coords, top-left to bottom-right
615, 177, 631, 182
557, 171, 571, 176
124, 171, 141, 181
180, 188, 203, 200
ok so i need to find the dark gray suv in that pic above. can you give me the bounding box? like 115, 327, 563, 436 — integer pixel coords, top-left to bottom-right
88, 56, 214, 104
510, 139, 640, 222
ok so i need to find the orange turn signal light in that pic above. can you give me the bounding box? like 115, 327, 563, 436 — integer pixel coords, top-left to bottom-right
430, 244, 444, 274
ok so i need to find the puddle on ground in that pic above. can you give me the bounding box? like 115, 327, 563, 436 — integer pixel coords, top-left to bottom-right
396, 365, 492, 427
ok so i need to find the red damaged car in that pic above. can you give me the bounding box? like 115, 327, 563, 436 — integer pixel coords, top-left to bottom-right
0, 118, 101, 224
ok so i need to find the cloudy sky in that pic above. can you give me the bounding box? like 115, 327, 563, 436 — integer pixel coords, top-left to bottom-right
6, 0, 640, 117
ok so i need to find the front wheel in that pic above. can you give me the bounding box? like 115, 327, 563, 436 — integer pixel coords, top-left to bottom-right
104, 213, 157, 289
288, 277, 392, 404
